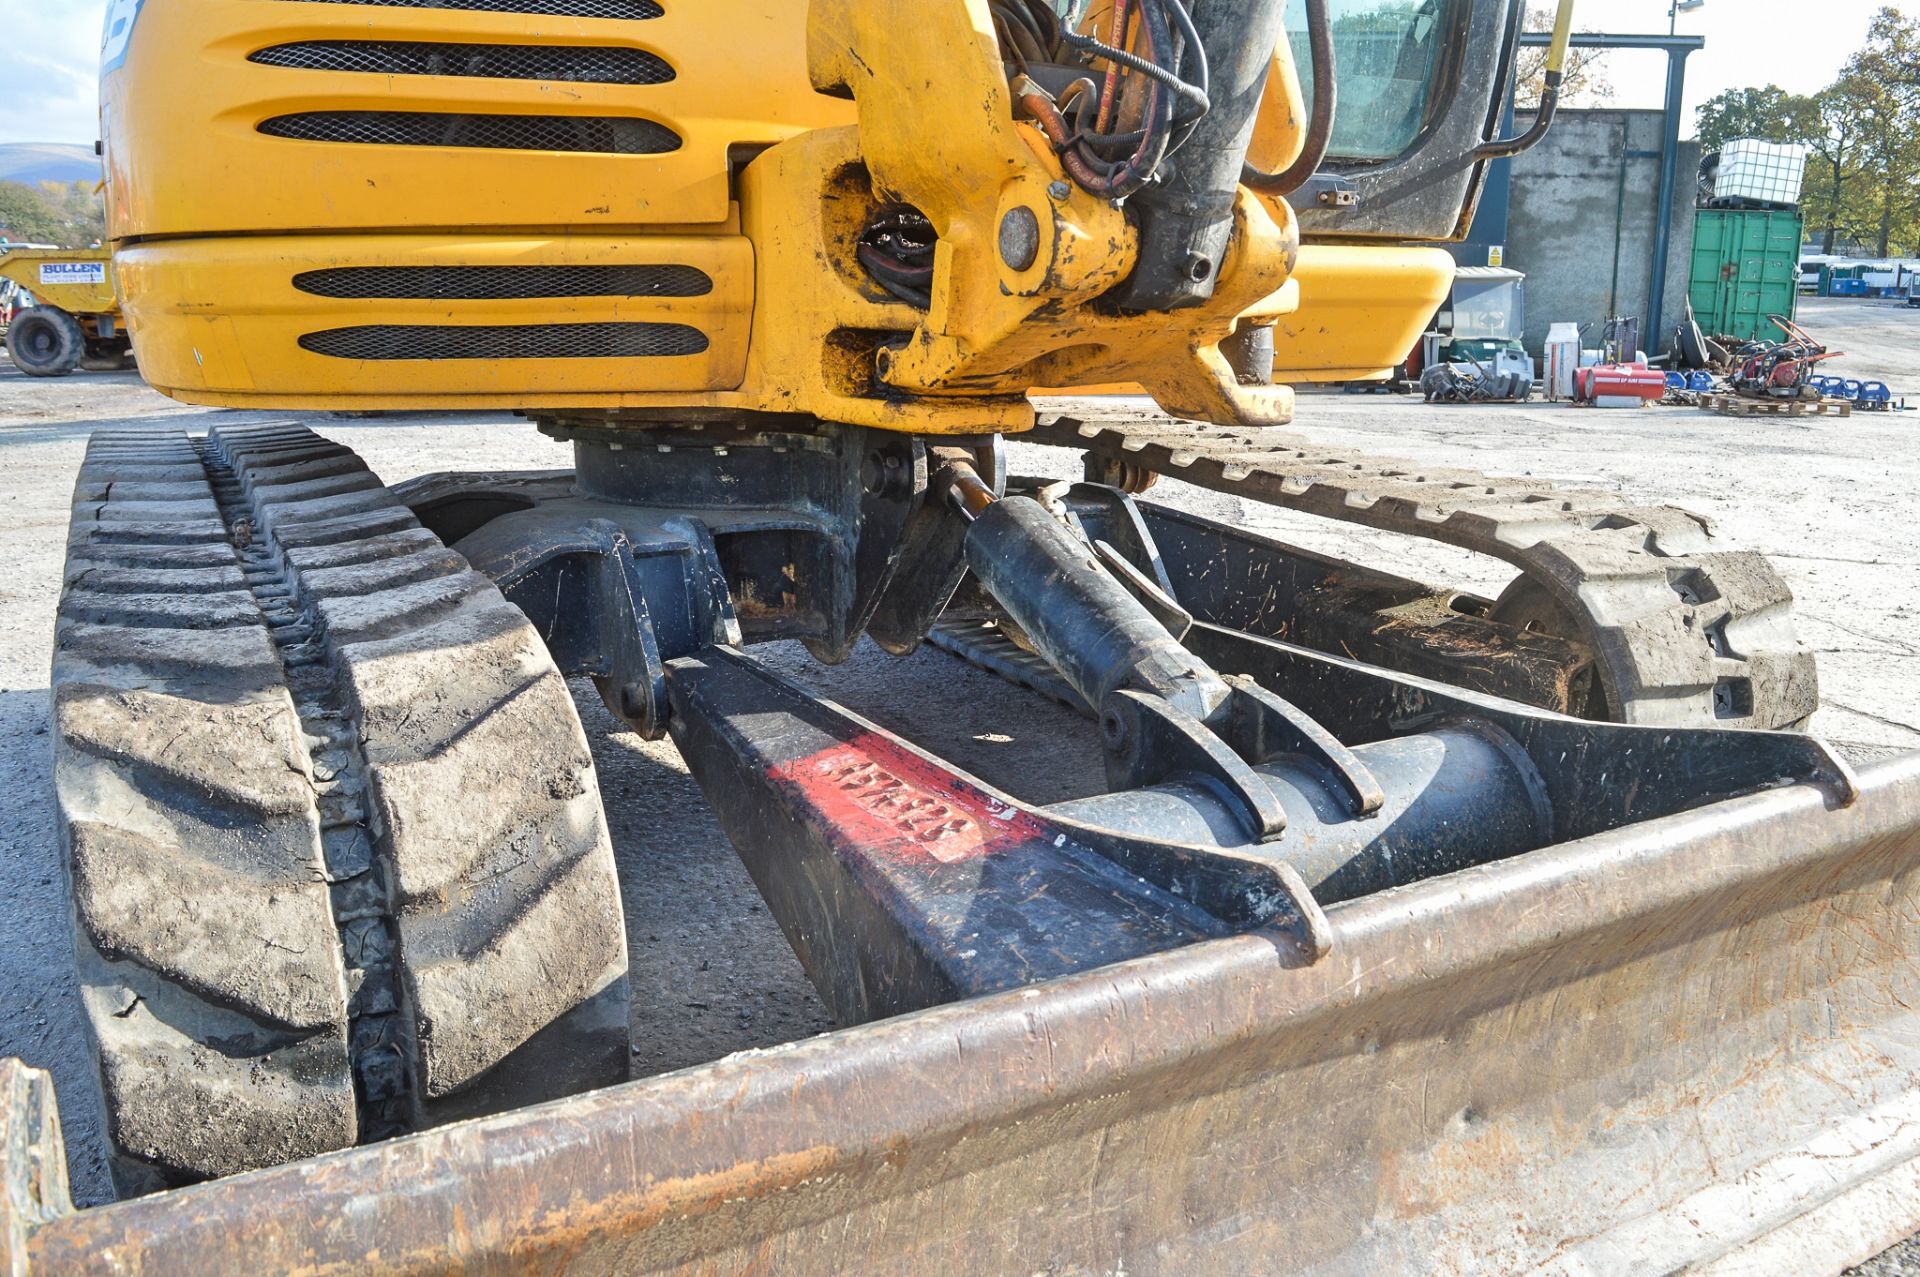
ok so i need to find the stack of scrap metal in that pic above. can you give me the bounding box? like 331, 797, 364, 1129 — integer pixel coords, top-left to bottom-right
1726, 315, 1840, 401
1419, 360, 1533, 403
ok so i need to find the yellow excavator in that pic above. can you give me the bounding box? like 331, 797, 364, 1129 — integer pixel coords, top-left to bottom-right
6, 1, 1919, 1273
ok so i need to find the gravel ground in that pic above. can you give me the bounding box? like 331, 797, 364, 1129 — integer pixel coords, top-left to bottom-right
1, 296, 1916, 1268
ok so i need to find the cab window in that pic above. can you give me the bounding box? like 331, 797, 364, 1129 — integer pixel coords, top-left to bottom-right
1289, 0, 1457, 162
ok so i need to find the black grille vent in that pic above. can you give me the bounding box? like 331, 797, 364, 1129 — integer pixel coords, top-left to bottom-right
251, 42, 674, 86
278, 0, 663, 18
259, 111, 681, 154
293, 265, 714, 300
299, 323, 710, 361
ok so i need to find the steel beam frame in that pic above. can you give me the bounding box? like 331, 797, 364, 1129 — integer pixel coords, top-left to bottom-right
1518, 31, 1704, 346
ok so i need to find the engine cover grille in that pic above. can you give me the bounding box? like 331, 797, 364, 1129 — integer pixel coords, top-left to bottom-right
259, 111, 682, 154
275, 0, 663, 18
292, 265, 715, 300
250, 42, 675, 86
298, 322, 711, 361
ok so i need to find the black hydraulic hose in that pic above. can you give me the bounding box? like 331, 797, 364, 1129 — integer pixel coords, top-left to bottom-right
1469, 0, 1574, 162
1241, 0, 1333, 196
1059, 24, 1209, 116
1159, 0, 1212, 118
1360, 0, 1577, 214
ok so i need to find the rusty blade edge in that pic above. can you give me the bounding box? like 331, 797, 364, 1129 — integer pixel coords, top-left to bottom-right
22, 754, 1920, 1274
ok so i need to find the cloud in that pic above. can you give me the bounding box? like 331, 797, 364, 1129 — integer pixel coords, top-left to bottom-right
0, 2, 107, 145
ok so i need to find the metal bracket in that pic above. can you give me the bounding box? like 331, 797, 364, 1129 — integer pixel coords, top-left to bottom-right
867, 442, 1003, 656
1101, 675, 1388, 842
1185, 622, 1864, 832
581, 520, 670, 735
1285, 173, 1359, 213
1220, 677, 1385, 818
1103, 689, 1291, 844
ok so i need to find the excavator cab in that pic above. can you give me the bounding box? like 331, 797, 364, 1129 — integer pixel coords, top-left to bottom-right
7, 3, 1920, 1274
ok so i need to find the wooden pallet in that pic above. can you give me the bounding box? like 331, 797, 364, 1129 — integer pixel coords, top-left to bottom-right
1703, 393, 1852, 418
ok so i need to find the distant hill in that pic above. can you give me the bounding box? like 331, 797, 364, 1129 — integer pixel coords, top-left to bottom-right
0, 144, 100, 188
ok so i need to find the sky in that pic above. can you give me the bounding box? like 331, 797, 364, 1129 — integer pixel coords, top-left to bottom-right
0, 2, 105, 148
0, 0, 1903, 147
1587, 0, 1896, 121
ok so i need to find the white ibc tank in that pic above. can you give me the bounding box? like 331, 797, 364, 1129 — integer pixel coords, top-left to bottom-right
1716, 139, 1807, 206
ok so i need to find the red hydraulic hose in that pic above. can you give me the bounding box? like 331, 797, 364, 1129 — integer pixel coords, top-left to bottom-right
1096, 0, 1131, 133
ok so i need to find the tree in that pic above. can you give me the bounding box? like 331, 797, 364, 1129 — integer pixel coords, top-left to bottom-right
1703, 9, 1920, 257
1845, 7, 1920, 256
0, 183, 66, 244
1693, 85, 1819, 152
1802, 81, 1873, 254
1515, 4, 1611, 108
0, 180, 106, 248
55, 182, 105, 244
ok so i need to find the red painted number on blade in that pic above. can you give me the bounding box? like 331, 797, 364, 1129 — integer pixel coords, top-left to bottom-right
774, 732, 1048, 864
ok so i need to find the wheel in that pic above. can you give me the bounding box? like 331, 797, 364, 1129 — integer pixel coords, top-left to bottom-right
1489, 576, 1605, 719
1084, 451, 1159, 493
55, 425, 632, 1197
7, 307, 85, 377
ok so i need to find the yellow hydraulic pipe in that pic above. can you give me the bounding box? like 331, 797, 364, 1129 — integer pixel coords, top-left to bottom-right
1543, 0, 1576, 82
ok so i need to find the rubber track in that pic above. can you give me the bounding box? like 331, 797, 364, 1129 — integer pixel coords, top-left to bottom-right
54, 430, 354, 1195
205, 423, 631, 1123
53, 425, 631, 1195
1033, 415, 1817, 730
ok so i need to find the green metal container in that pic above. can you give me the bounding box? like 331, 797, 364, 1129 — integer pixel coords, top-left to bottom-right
1687, 208, 1803, 341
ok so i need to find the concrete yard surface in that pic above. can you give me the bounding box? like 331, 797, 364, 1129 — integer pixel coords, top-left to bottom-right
0, 295, 1915, 1268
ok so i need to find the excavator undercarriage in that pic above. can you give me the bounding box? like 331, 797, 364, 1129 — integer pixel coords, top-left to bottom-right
12, 412, 1920, 1273
7, 0, 1920, 1272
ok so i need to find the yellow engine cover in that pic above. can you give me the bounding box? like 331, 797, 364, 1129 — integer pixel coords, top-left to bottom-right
103, 0, 846, 411
103, 0, 847, 238
101, 0, 1450, 428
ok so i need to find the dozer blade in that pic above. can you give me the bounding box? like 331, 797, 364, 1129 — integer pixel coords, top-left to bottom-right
8, 757, 1920, 1275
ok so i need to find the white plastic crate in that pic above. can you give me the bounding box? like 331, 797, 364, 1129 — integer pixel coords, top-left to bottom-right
1715, 139, 1807, 206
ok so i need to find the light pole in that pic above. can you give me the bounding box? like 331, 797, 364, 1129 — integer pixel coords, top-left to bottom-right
1670, 0, 1706, 36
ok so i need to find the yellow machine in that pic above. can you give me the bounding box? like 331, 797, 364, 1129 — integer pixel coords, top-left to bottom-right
13, 3, 1920, 1274
103, 0, 1442, 423
0, 247, 131, 377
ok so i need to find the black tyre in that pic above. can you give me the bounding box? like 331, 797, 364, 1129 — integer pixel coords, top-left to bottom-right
7, 307, 86, 377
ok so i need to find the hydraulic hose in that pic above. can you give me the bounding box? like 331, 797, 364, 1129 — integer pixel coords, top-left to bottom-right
1097, 0, 1130, 132
1349, 0, 1578, 215
1241, 0, 1333, 196
1469, 0, 1575, 163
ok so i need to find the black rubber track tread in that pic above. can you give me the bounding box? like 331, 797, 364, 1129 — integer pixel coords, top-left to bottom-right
207, 423, 632, 1121
54, 430, 355, 1198
54, 425, 633, 1196
1034, 415, 1817, 730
